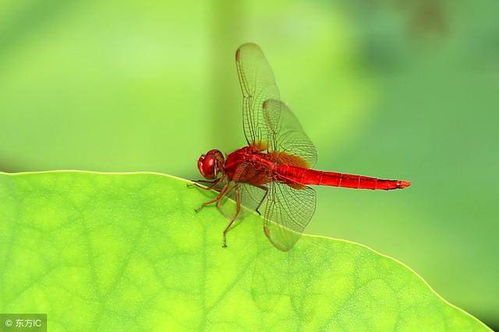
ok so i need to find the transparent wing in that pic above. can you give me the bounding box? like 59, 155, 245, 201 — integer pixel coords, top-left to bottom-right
238, 183, 267, 214
218, 163, 316, 251
262, 183, 316, 251
236, 43, 280, 146
263, 99, 318, 167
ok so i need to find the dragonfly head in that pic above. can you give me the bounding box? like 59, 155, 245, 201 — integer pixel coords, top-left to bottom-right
198, 149, 225, 179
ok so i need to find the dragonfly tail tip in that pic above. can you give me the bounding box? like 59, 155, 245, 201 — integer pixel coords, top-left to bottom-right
397, 180, 412, 189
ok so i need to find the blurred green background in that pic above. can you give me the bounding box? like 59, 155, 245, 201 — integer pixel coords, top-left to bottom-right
1, 0, 498, 327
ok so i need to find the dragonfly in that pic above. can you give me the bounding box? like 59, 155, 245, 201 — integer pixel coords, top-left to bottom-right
194, 43, 411, 251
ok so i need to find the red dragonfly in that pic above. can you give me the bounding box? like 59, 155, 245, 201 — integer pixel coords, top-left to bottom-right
194, 43, 411, 251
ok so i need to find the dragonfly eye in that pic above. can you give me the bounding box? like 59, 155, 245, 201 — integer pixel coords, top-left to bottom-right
197, 150, 225, 179
197, 154, 216, 179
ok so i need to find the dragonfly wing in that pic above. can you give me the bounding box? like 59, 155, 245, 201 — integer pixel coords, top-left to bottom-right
238, 183, 267, 213
236, 43, 280, 146
263, 182, 316, 251
263, 99, 318, 167
218, 162, 316, 251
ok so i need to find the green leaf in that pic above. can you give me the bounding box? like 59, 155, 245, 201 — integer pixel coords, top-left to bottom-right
0, 171, 489, 331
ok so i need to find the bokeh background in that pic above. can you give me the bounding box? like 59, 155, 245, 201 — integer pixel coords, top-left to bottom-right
1, 0, 498, 327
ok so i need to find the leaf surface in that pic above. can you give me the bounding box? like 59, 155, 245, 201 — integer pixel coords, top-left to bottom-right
0, 172, 489, 331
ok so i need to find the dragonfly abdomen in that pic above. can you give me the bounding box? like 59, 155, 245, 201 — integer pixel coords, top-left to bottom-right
277, 166, 410, 190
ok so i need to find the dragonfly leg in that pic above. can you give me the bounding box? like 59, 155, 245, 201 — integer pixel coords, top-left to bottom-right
188, 181, 219, 191
191, 179, 216, 184
254, 185, 269, 216
222, 185, 241, 248
215, 183, 237, 219
194, 182, 229, 213
187, 177, 222, 190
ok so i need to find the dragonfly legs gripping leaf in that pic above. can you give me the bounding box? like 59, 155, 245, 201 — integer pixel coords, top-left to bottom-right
222, 185, 241, 248
194, 183, 229, 213
187, 178, 221, 191
193, 181, 243, 248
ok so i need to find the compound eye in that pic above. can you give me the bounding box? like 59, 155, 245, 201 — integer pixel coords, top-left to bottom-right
198, 155, 216, 179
